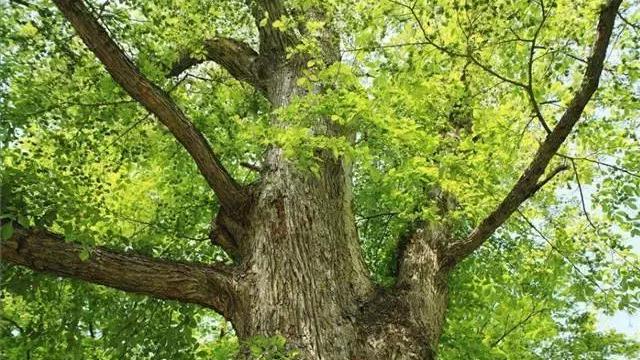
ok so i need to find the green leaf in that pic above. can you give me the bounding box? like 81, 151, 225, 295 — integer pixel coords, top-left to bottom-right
0, 222, 14, 240
78, 248, 90, 262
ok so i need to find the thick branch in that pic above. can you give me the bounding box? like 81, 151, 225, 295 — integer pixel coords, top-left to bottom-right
1, 226, 237, 318
247, 0, 296, 58
168, 37, 267, 93
394, 223, 451, 347
52, 0, 247, 212
446, 0, 623, 265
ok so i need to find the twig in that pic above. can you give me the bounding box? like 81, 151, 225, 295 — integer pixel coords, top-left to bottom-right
490, 306, 548, 347
557, 153, 639, 179
518, 210, 610, 297
570, 159, 598, 231
527, 0, 552, 134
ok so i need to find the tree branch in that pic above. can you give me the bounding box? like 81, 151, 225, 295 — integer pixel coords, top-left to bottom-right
52, 0, 247, 213
168, 37, 267, 93
445, 0, 623, 266
557, 153, 639, 178
617, 10, 640, 33
571, 159, 598, 230
526, 0, 552, 134
1, 226, 238, 319
489, 306, 548, 348
247, 0, 296, 59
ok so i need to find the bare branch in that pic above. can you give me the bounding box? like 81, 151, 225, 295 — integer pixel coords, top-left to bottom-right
571, 159, 598, 230
446, 0, 623, 266
239, 161, 263, 172
1, 226, 238, 318
489, 306, 548, 348
518, 210, 609, 296
168, 37, 267, 93
52, 0, 247, 213
617, 10, 640, 33
526, 0, 552, 134
390, 0, 528, 88
530, 164, 569, 193
557, 153, 639, 178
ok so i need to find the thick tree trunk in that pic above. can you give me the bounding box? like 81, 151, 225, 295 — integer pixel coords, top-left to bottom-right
224, 152, 449, 359
211, 65, 451, 359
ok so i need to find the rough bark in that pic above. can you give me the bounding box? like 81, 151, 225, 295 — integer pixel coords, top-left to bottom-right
356, 224, 451, 359
1, 226, 238, 318
168, 37, 271, 94
233, 148, 373, 358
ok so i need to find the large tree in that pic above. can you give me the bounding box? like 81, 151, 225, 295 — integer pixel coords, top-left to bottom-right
1, 0, 639, 358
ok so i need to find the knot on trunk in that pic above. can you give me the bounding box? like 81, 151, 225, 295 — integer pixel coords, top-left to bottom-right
210, 204, 253, 262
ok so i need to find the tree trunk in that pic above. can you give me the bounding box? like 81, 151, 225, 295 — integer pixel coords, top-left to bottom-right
210, 65, 451, 359
224, 150, 450, 360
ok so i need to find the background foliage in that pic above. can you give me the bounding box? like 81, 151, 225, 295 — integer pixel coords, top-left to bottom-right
1, 0, 639, 358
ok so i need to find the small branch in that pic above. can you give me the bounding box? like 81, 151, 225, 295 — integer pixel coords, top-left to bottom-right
0, 315, 25, 334
102, 112, 152, 151
23, 99, 136, 118
518, 210, 609, 296
8, 0, 34, 7
239, 161, 263, 172
390, 0, 528, 89
116, 214, 209, 242
342, 41, 433, 53
617, 11, 640, 33
168, 38, 267, 93
356, 212, 399, 222
531, 164, 569, 193
527, 0, 552, 134
489, 306, 548, 348
571, 159, 598, 231
557, 153, 639, 178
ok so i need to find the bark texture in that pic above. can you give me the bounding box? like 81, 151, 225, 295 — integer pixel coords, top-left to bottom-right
1, 226, 238, 318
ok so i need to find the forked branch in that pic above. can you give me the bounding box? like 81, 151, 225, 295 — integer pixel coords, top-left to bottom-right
446, 0, 623, 265
168, 37, 268, 93
247, 0, 297, 58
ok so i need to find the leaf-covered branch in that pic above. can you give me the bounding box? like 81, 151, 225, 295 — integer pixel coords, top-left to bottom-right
247, 0, 297, 58
0, 226, 238, 319
168, 37, 268, 93
446, 0, 623, 265
52, 0, 247, 212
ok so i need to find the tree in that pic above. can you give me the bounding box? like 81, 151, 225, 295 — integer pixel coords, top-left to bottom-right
1, 0, 639, 358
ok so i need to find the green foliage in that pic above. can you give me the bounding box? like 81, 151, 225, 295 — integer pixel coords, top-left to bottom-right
1, 0, 639, 358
